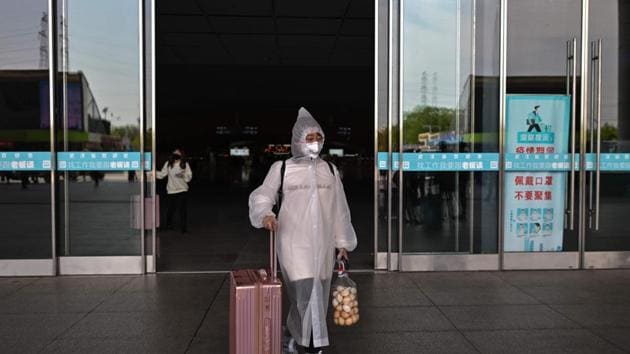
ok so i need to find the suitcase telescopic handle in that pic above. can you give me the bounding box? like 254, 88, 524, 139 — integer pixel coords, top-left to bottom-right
270, 230, 277, 280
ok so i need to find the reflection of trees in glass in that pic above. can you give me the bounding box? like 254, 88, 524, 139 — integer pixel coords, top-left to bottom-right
376, 105, 457, 150
601, 123, 618, 141
111, 124, 139, 149
403, 105, 455, 145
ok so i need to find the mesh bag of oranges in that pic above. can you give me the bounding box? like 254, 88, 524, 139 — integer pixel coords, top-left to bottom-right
331, 260, 359, 326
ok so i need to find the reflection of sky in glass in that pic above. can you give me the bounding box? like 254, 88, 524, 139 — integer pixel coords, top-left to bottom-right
403, 0, 458, 111
0, 0, 139, 127
68, 0, 139, 127
508, 0, 619, 126
0, 0, 46, 69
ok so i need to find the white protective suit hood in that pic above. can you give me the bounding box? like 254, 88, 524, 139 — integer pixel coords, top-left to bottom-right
248, 107, 357, 348
291, 107, 325, 159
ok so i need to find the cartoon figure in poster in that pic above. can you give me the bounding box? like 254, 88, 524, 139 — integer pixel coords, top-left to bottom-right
527, 105, 543, 132
517, 208, 529, 222
530, 208, 542, 222
543, 208, 554, 222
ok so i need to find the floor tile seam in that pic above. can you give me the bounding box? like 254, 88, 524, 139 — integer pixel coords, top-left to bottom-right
448, 324, 584, 332
459, 328, 630, 352
549, 303, 630, 308
474, 277, 545, 305
41, 335, 196, 340
414, 284, 529, 289
16, 279, 137, 296
330, 328, 482, 335
435, 303, 555, 308
184, 275, 227, 354
0, 310, 101, 315
536, 301, 630, 307
358, 304, 436, 308
407, 274, 513, 288
411, 284, 535, 294
1, 278, 43, 299
504, 279, 630, 353
459, 327, 594, 334
88, 309, 214, 315
37, 277, 137, 353
110, 289, 222, 295
360, 302, 541, 308
408, 277, 483, 354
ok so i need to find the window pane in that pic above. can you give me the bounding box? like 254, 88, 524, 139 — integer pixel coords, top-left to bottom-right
0, 0, 52, 259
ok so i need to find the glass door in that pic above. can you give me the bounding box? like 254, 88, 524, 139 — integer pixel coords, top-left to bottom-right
0, 0, 55, 276
583, 0, 630, 268
56, 0, 150, 274
394, 0, 501, 271
502, 0, 583, 269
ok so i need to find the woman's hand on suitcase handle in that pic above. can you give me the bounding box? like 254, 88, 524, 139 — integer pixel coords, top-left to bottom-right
337, 248, 349, 262
263, 215, 278, 232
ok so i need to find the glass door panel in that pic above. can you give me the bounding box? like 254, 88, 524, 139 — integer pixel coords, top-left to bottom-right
503, 0, 582, 269
398, 0, 500, 270
0, 0, 54, 268
375, 0, 392, 269
584, 0, 630, 260
57, 0, 145, 272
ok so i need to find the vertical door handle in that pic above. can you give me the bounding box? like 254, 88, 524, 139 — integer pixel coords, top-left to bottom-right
588, 41, 595, 228
588, 39, 602, 231
594, 39, 602, 230
565, 38, 577, 230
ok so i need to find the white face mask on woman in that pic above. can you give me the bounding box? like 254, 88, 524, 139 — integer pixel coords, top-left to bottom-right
303, 141, 322, 158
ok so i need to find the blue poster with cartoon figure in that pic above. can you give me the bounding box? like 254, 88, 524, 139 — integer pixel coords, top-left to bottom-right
504, 95, 570, 252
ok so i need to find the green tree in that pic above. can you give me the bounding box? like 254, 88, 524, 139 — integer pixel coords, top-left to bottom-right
111, 125, 140, 149
601, 123, 618, 141
403, 105, 455, 145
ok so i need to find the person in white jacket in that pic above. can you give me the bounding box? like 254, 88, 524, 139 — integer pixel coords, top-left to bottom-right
157, 149, 192, 233
249, 107, 357, 354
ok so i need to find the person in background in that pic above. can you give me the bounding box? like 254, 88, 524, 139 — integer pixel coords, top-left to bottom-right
157, 148, 192, 234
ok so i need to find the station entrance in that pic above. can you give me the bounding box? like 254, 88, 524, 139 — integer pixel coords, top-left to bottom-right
155, 1, 375, 271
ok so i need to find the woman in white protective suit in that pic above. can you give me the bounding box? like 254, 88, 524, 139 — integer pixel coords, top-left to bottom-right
249, 107, 357, 354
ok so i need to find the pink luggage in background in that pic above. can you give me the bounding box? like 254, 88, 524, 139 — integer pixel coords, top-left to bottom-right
229, 231, 282, 354
131, 195, 160, 229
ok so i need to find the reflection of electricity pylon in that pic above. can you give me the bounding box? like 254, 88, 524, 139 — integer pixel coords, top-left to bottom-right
420, 71, 428, 107
432, 72, 438, 107
38, 12, 69, 70
39, 12, 48, 69
60, 17, 69, 69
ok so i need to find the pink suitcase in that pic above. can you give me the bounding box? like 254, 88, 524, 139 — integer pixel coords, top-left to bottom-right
230, 231, 282, 354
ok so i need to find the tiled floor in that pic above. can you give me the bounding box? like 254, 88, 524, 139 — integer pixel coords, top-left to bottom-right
1, 270, 630, 353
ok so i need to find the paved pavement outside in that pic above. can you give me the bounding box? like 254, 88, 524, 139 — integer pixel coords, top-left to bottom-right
2, 270, 630, 353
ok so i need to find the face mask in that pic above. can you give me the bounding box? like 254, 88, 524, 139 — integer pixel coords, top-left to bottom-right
303, 142, 322, 158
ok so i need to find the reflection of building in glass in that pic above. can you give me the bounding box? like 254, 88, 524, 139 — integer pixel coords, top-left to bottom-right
0, 70, 121, 151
